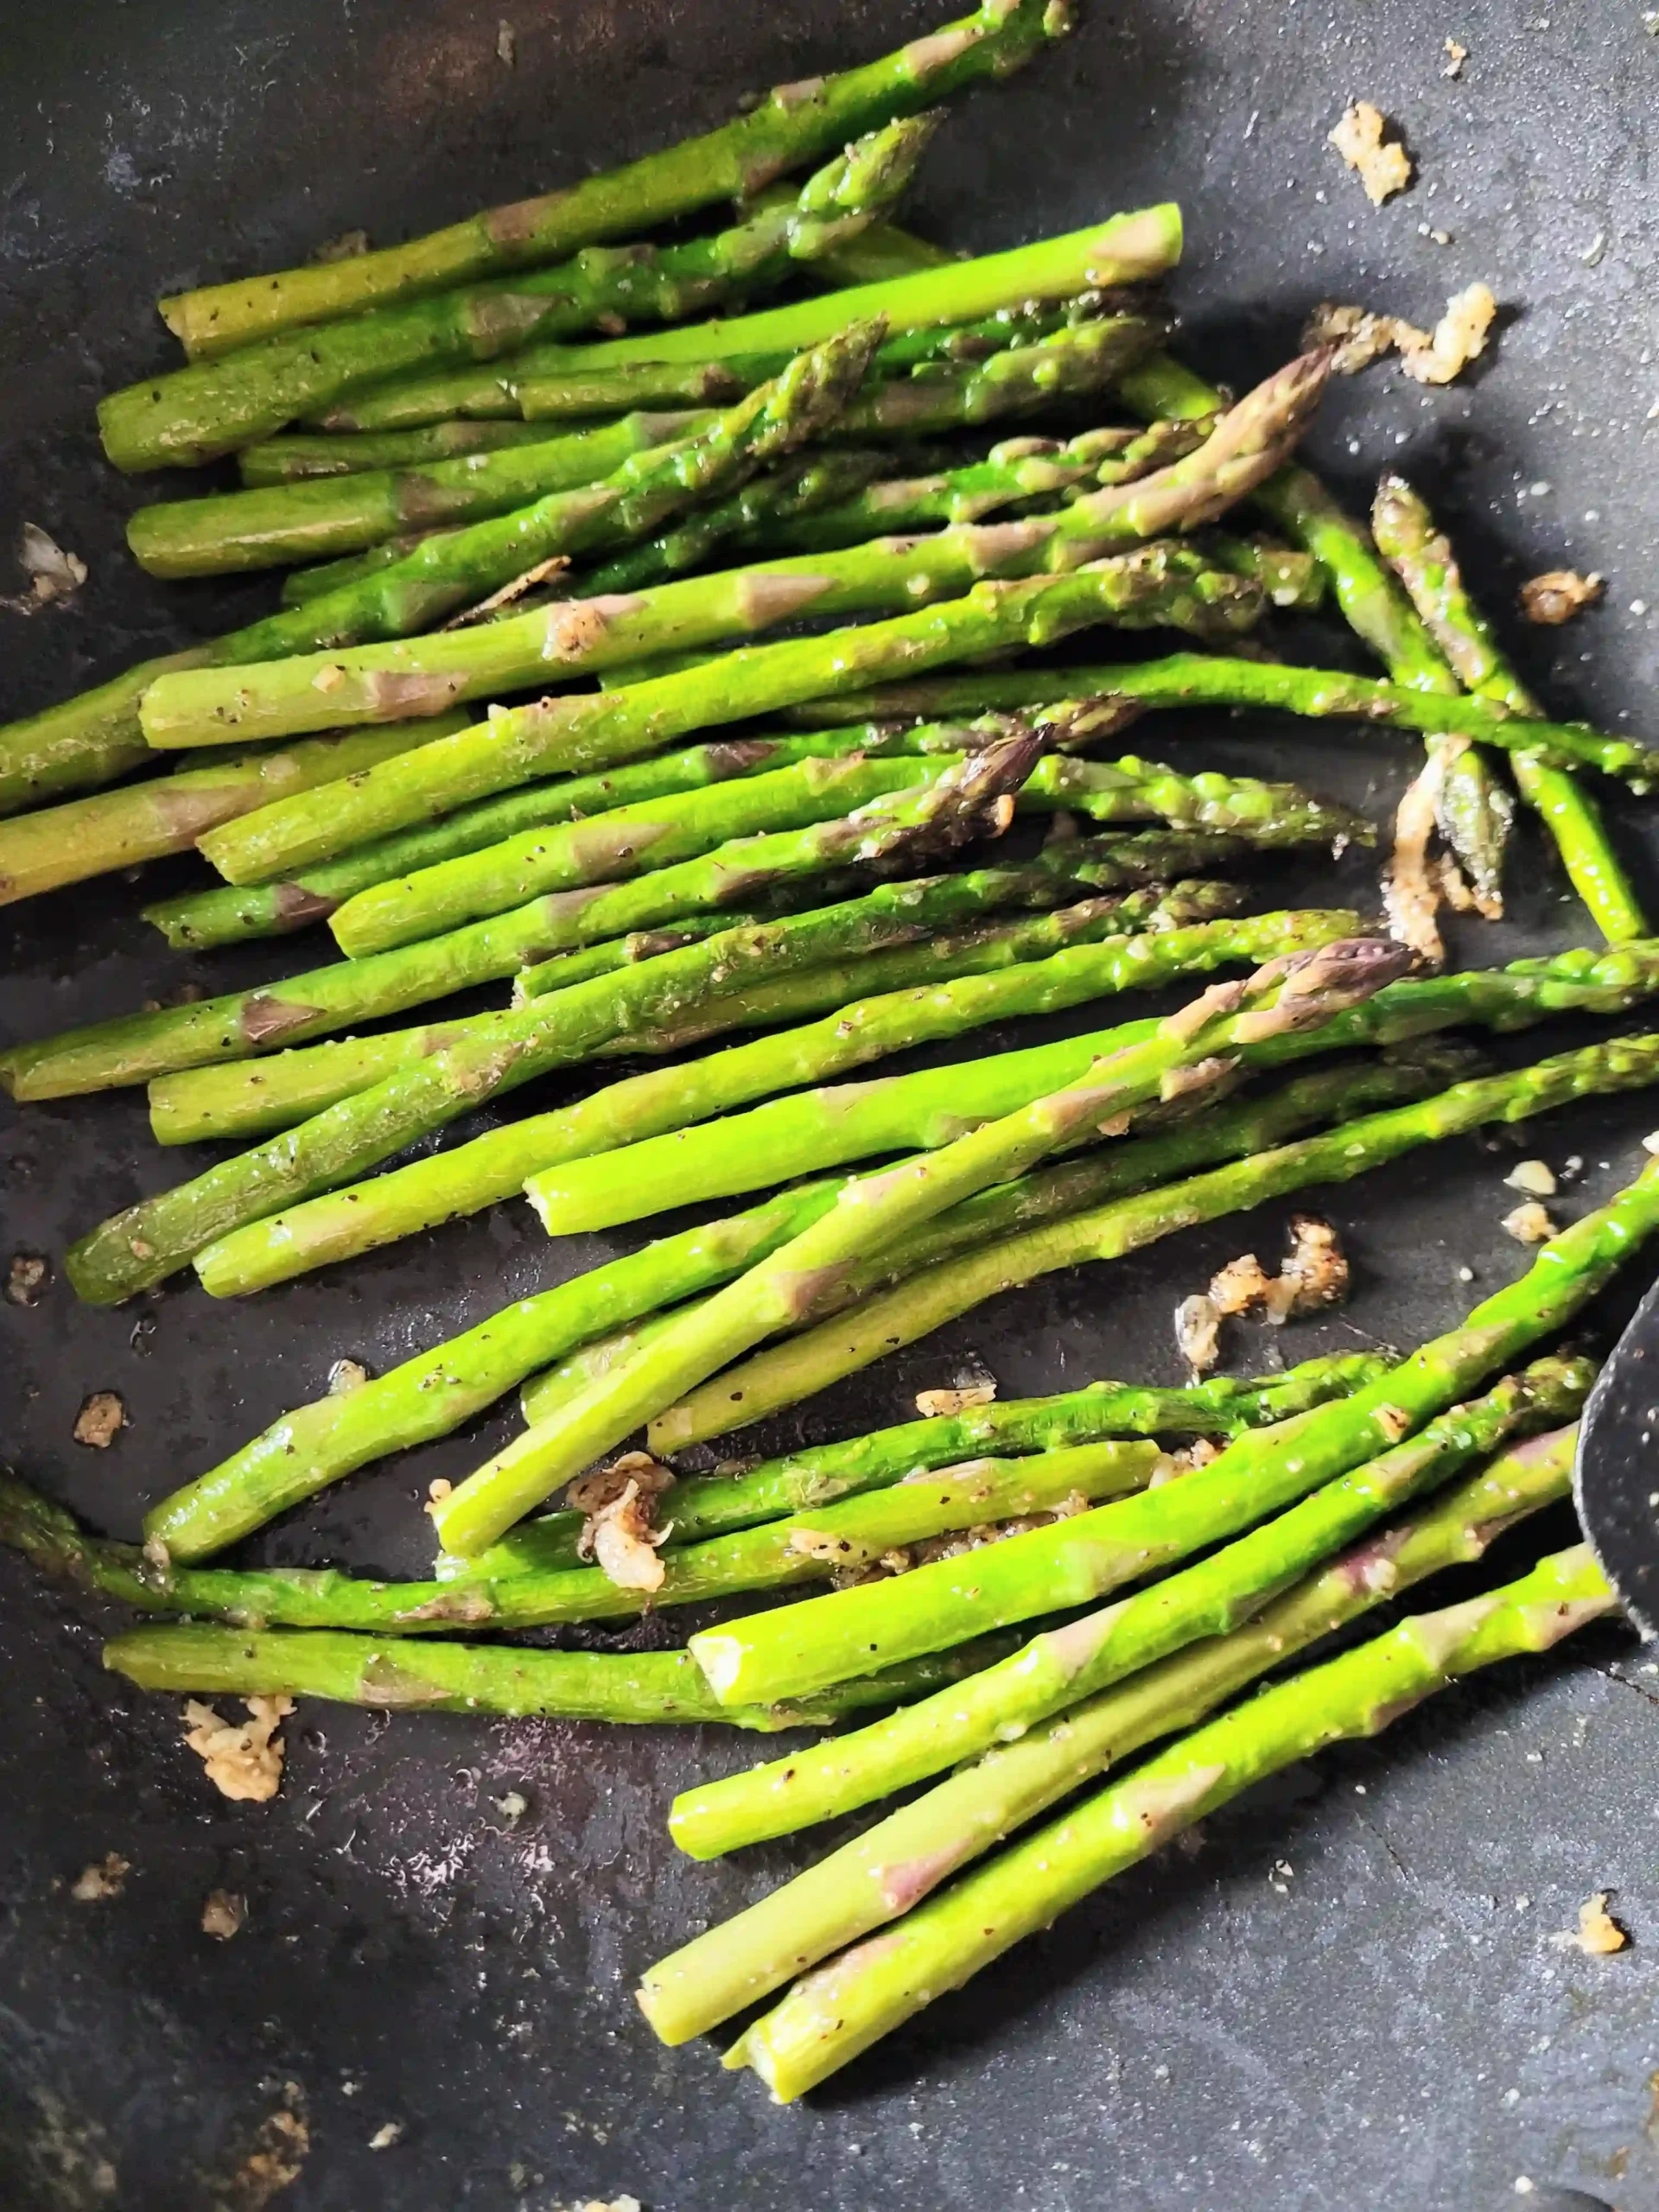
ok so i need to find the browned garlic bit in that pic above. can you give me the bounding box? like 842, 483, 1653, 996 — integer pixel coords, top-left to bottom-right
5, 1251, 48, 1305
1174, 1292, 1223, 1374
1520, 569, 1605, 625
70, 1853, 130, 1902
1307, 287, 1497, 387
1442, 37, 1468, 76
1504, 1160, 1558, 1198
1502, 1200, 1556, 1244
201, 1888, 246, 1940
1271, 1215, 1351, 1321
1551, 1891, 1628, 1955
72, 1390, 126, 1449
182, 1695, 293, 1802
569, 1451, 676, 1591
2, 522, 87, 614
913, 1380, 997, 1418
1328, 101, 1414, 205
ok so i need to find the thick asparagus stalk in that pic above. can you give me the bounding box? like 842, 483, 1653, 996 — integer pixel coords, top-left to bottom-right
137, 340, 1281, 757
684, 1141, 1659, 1707
1371, 472, 1646, 944
647, 1401, 1584, 2029
188, 905, 1351, 1298
430, 938, 1408, 1559
61, 764, 1071, 1303
727, 1544, 1615, 2096
332, 730, 1361, 957
660, 1028, 1659, 1451
101, 120, 935, 469
243, 420, 571, 481
128, 409, 713, 577
1119, 354, 1515, 906
11, 1441, 1164, 1634
0, 719, 462, 907
158, 0, 1072, 355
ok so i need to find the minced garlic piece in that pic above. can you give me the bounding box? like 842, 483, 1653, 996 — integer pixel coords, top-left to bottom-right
914, 1382, 997, 1419
1400, 283, 1497, 384
71, 1853, 130, 1902
1553, 1891, 1627, 1955
1504, 1160, 1558, 1198
1502, 1200, 1556, 1244
73, 1390, 126, 1449
1174, 1293, 1222, 1374
1329, 102, 1414, 205
201, 1889, 246, 1940
183, 1695, 293, 1802
1520, 569, 1605, 625
1443, 37, 1468, 76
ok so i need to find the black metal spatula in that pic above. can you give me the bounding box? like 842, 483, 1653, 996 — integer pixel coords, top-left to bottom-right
1573, 1270, 1659, 1637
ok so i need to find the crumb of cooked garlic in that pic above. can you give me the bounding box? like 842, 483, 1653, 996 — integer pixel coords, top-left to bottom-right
367, 2120, 404, 2152
182, 1695, 293, 1803
1442, 36, 1468, 75
327, 1357, 369, 1395
569, 1453, 676, 1591
1175, 1292, 1222, 1374
1551, 1891, 1628, 1955
5, 1251, 48, 1305
1209, 1253, 1274, 1319
426, 1477, 453, 1504
1502, 1199, 1556, 1244
1520, 569, 1605, 626
1504, 1159, 1558, 1198
2, 522, 87, 614
1308, 285, 1497, 387
1328, 101, 1414, 205
1382, 755, 1448, 964
914, 1381, 997, 1419
71, 1853, 130, 1902
201, 1888, 245, 1940
1270, 1216, 1351, 1321
73, 1390, 126, 1449
496, 19, 515, 65
1303, 301, 1402, 376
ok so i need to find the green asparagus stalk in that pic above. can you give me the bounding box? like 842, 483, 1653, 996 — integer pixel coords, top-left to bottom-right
727, 1543, 1615, 2096
1201, 530, 1324, 610
60, 759, 1067, 1303
332, 728, 1362, 957
524, 1050, 1467, 1427
1119, 354, 1516, 906
12, 1441, 1165, 1634
127, 409, 715, 577
159, 0, 1072, 355
188, 905, 1349, 1297
1371, 471, 1646, 944
431, 937, 1409, 1559
683, 1139, 1659, 1707
103, 119, 937, 468
243, 420, 574, 481
658, 1027, 1659, 1450
648, 1402, 1584, 2027
0, 719, 464, 907
0, 324, 877, 819
137, 333, 1275, 759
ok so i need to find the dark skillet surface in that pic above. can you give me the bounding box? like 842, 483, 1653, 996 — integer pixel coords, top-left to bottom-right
4, 2, 1659, 2206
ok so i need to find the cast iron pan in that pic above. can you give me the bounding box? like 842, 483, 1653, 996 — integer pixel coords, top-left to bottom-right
4, 3, 1659, 2206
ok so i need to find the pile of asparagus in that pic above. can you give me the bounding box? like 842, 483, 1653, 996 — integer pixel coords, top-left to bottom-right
2, 0, 1656, 2105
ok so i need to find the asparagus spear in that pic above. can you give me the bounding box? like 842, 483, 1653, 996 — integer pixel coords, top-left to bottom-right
244, 420, 574, 481
128, 409, 713, 577
10, 1441, 1166, 1634
101, 120, 935, 469
1119, 355, 1516, 907
523, 1051, 1466, 1427
430, 938, 1408, 1559
0, 718, 463, 908
60, 759, 1069, 1303
0, 323, 876, 818
728, 1544, 1614, 2097
189, 905, 1351, 1298
684, 1138, 1659, 1707
660, 1027, 1659, 1452
158, 0, 1073, 356
332, 730, 1362, 957
648, 1399, 1585, 2031
1371, 471, 1646, 944
139, 349, 1309, 756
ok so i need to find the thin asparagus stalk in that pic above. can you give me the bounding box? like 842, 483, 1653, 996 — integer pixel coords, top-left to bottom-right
159, 0, 1072, 356
137, 336, 1280, 758
1371, 471, 1646, 944
647, 1401, 1584, 2031
101, 120, 936, 468
0, 719, 463, 907
243, 420, 575, 481
684, 1141, 1659, 1707
660, 1028, 1659, 1452
1201, 531, 1324, 610
431, 938, 1408, 1559
728, 1544, 1615, 2097
155, 882, 1239, 1149
60, 755, 1065, 1303
332, 728, 1362, 957
0, 324, 875, 818
1119, 354, 1515, 906
188, 905, 1349, 1297
128, 409, 712, 577
10, 1442, 1164, 1634
523, 1051, 1467, 1425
